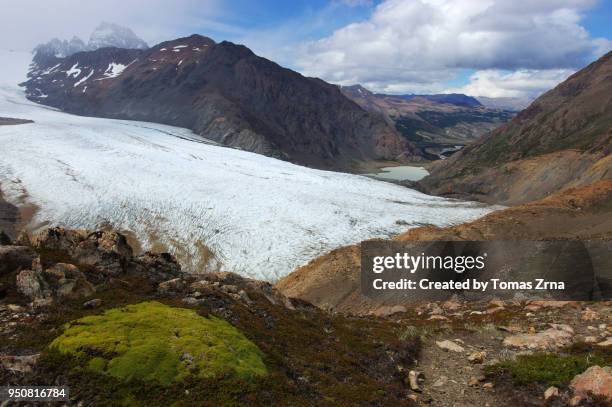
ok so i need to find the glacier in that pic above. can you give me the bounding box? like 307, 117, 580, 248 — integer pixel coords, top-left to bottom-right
0, 51, 497, 280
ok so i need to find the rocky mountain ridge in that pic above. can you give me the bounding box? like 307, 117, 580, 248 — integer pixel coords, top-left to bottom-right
23, 35, 414, 171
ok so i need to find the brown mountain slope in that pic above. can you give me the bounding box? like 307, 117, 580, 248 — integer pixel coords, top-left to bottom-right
419, 51, 612, 205
275, 180, 612, 314
23, 35, 415, 171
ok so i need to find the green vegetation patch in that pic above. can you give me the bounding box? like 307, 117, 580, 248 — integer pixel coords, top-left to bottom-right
49, 301, 267, 385
486, 352, 607, 387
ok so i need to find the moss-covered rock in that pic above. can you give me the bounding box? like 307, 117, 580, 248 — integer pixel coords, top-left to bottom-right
49, 301, 267, 385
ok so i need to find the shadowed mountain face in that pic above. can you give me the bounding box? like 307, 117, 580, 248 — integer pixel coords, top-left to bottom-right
23, 35, 415, 171
418, 51, 612, 205
340, 85, 513, 159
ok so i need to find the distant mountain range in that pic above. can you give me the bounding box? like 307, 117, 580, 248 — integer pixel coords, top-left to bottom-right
394, 93, 483, 108
476, 96, 533, 111
420, 51, 612, 205
23, 34, 414, 171
341, 85, 514, 159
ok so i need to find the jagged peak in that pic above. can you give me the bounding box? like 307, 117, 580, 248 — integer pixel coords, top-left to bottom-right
88, 22, 148, 50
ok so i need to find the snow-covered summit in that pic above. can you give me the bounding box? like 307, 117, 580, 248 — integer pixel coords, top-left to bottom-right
88, 22, 148, 51
32, 23, 148, 64
33, 36, 88, 59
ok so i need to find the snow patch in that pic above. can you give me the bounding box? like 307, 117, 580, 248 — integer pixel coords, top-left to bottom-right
41, 63, 61, 76
73, 69, 94, 87
66, 63, 81, 78
102, 62, 127, 78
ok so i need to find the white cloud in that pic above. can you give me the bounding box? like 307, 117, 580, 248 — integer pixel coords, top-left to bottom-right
338, 0, 374, 6
445, 69, 575, 98
0, 0, 226, 51
297, 0, 610, 95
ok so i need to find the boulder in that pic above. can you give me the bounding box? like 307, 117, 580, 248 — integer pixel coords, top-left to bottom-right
569, 366, 611, 403
442, 298, 462, 312
371, 305, 407, 317
468, 376, 484, 386
16, 269, 50, 300
0, 354, 40, 373
30, 228, 133, 275
0, 246, 37, 276
488, 299, 505, 308
408, 370, 423, 392
30, 227, 86, 253
503, 324, 574, 350
158, 278, 185, 293
432, 376, 448, 387
72, 230, 132, 275
526, 300, 578, 309
428, 315, 449, 321
544, 386, 559, 400
467, 351, 486, 364
485, 306, 505, 315
429, 303, 444, 315
14, 231, 31, 246
581, 308, 599, 321
204, 272, 295, 310
132, 251, 181, 282
16, 263, 94, 301
436, 340, 465, 353
83, 298, 102, 309
43, 263, 95, 299
0, 230, 11, 245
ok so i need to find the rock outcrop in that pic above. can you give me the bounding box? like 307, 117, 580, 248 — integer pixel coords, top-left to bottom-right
3, 227, 181, 307
569, 365, 612, 404
30, 228, 133, 276
0, 246, 37, 276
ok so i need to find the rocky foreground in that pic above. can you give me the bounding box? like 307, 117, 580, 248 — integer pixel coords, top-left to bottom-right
1, 227, 419, 406
0, 227, 610, 406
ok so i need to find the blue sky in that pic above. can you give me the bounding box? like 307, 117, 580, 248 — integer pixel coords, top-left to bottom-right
3, 0, 611, 98
584, 1, 612, 38
211, 0, 612, 98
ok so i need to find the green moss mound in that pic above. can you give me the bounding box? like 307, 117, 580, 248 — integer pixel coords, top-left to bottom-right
49, 301, 267, 385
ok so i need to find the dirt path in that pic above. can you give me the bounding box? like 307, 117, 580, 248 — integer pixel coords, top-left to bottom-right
416, 331, 510, 407
399, 300, 611, 406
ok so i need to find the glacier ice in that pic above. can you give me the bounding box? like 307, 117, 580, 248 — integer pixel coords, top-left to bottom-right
0, 80, 497, 281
